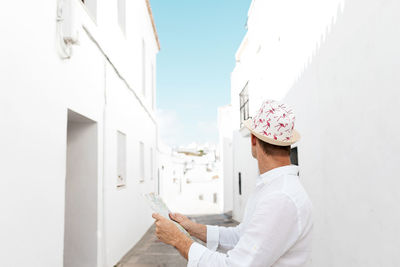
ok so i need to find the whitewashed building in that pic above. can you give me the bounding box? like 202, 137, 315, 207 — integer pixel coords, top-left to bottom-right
159, 143, 223, 215
219, 0, 400, 266
158, 143, 185, 203
0, 0, 160, 267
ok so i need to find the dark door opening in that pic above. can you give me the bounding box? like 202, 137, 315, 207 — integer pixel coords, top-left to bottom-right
64, 110, 98, 267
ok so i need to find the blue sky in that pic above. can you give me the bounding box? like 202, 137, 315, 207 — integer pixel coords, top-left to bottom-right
151, 0, 252, 147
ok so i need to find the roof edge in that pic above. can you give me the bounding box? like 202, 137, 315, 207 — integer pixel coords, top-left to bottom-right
145, 0, 161, 51
235, 33, 249, 62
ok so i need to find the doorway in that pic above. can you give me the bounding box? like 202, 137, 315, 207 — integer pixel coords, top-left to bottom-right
64, 110, 98, 267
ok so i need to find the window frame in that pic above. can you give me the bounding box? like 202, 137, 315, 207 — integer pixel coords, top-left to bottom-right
142, 39, 146, 97
139, 141, 145, 183
151, 63, 155, 110
150, 147, 154, 180
117, 0, 127, 36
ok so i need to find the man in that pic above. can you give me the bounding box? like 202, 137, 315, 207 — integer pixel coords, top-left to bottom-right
152, 100, 313, 266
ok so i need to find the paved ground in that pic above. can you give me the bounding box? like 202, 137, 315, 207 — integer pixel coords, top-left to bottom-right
116, 212, 238, 267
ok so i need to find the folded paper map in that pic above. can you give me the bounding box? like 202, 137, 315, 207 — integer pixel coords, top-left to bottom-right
144, 193, 191, 238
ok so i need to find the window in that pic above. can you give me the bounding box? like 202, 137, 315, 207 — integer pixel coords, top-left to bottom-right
150, 147, 154, 180
139, 142, 145, 182
290, 147, 299, 166
117, 0, 126, 35
80, 0, 97, 22
151, 64, 155, 110
117, 131, 127, 188
142, 39, 146, 97
239, 82, 249, 127
157, 169, 160, 195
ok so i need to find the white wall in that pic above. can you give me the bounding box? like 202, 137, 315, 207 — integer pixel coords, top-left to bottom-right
159, 145, 223, 215
0, 0, 159, 266
283, 0, 400, 265
224, 0, 400, 265
218, 105, 234, 213
231, 130, 258, 222
102, 63, 157, 266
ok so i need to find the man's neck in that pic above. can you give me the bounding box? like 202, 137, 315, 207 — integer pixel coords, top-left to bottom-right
258, 156, 291, 175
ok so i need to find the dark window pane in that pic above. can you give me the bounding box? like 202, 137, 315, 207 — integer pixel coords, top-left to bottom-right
290, 147, 299, 166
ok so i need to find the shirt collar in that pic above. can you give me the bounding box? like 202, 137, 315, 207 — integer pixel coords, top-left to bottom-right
256, 165, 299, 187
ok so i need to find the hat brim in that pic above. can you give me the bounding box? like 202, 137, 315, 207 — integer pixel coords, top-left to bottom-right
243, 119, 301, 146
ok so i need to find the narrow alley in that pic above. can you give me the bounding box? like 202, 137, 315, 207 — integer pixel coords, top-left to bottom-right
116, 213, 238, 267
2, 0, 400, 266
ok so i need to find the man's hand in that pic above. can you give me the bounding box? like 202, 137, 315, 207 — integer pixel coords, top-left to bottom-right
152, 213, 183, 246
170, 212, 207, 243
152, 213, 193, 259
169, 213, 195, 233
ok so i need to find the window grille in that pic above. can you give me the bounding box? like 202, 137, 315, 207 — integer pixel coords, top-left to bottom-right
239, 82, 249, 127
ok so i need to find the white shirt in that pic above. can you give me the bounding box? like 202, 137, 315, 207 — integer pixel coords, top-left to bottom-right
188, 165, 313, 267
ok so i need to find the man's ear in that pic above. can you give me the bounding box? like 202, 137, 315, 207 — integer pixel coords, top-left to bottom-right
250, 134, 258, 159
251, 134, 257, 146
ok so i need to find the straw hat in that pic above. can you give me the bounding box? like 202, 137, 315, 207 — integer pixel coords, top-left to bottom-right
243, 100, 300, 146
